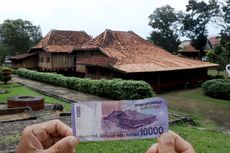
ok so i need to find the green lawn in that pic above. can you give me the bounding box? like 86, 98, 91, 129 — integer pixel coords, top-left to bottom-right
160, 87, 230, 107
76, 124, 230, 153
0, 82, 71, 111
160, 87, 230, 131
177, 88, 229, 105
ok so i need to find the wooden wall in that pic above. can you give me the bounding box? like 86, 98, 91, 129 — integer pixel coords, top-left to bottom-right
38, 51, 52, 70
38, 51, 75, 71
52, 54, 75, 69
84, 66, 208, 92
11, 56, 38, 69
75, 51, 106, 74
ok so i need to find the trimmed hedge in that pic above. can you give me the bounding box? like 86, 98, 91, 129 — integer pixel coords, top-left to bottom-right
16, 68, 156, 100
202, 79, 230, 100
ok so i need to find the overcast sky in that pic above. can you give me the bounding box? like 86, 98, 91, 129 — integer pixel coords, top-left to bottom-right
0, 0, 221, 38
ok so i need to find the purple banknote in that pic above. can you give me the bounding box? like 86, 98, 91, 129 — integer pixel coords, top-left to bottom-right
71, 97, 168, 141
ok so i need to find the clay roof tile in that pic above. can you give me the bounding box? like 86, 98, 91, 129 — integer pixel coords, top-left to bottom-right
79, 30, 218, 73
30, 30, 91, 53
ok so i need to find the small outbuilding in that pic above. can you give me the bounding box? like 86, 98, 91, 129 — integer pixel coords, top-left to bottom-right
177, 40, 213, 59
10, 53, 38, 69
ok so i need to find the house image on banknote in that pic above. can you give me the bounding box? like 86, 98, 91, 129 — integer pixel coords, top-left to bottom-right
73, 29, 218, 92
10, 30, 92, 75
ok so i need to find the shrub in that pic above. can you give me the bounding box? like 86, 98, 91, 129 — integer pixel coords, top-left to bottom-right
202, 79, 230, 100
207, 74, 224, 80
16, 68, 156, 100
0, 67, 12, 84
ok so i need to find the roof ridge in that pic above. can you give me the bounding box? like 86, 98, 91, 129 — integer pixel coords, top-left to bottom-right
50, 29, 87, 33
101, 29, 115, 48
104, 29, 134, 33
46, 30, 53, 46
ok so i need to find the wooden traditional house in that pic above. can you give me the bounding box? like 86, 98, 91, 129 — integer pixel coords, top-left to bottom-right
178, 40, 213, 58
10, 53, 38, 69
73, 29, 218, 92
12, 30, 91, 73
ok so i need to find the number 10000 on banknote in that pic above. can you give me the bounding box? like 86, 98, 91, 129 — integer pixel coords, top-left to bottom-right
71, 97, 168, 141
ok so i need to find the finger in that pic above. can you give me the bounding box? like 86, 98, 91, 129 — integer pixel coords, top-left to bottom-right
42, 136, 63, 149
43, 136, 79, 153
41, 136, 59, 149
42, 119, 72, 137
19, 125, 44, 150
170, 131, 195, 153
158, 132, 176, 153
31, 120, 72, 143
146, 143, 159, 153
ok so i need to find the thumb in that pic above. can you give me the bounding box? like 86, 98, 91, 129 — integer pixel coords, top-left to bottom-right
44, 136, 78, 153
158, 132, 176, 153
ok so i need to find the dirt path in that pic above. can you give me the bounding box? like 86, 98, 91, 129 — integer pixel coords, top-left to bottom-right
160, 88, 230, 132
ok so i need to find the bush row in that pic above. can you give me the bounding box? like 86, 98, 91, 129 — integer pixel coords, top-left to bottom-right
16, 68, 155, 100
202, 79, 230, 100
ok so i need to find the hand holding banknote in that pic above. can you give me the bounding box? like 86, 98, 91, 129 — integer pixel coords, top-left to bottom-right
16, 97, 195, 153
16, 120, 78, 153
147, 131, 195, 153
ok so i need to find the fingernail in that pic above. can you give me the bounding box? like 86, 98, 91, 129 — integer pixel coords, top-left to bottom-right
68, 136, 78, 147
160, 132, 173, 145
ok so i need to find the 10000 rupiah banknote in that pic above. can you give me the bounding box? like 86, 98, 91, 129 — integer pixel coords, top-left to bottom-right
71, 97, 168, 141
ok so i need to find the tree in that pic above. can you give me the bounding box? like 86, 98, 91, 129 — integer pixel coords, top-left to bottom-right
148, 5, 182, 53
220, 31, 230, 62
0, 43, 8, 64
220, 0, 230, 61
182, 0, 219, 58
206, 44, 228, 73
0, 19, 42, 56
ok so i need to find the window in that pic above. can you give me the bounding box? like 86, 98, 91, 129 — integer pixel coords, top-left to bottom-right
47, 57, 50, 63
74, 56, 77, 63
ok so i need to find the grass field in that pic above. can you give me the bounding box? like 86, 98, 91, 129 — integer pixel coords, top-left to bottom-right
0, 82, 71, 111
161, 88, 230, 106
76, 124, 230, 153
160, 87, 230, 132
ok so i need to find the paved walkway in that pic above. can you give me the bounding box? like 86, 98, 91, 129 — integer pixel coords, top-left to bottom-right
12, 75, 110, 103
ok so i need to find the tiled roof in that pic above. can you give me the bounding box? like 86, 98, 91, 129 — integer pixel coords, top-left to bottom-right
178, 40, 212, 53
29, 30, 91, 53
10, 52, 37, 60
178, 40, 199, 52
77, 54, 112, 67
77, 30, 218, 73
